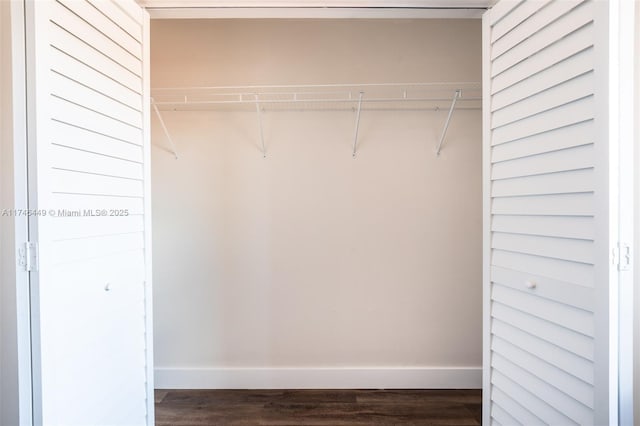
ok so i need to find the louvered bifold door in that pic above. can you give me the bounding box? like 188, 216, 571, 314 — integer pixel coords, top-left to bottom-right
25, 1, 153, 425
483, 1, 617, 425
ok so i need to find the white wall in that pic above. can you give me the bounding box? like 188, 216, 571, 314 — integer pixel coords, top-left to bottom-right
151, 19, 483, 388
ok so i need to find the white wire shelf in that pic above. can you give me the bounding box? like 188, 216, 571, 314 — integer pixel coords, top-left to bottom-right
150, 82, 482, 159
151, 82, 482, 111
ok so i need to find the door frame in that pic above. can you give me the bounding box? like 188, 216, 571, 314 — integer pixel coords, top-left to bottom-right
1, 1, 33, 425
3, 1, 637, 425
608, 0, 636, 423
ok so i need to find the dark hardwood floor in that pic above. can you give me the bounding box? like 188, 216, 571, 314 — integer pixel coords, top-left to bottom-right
155, 389, 482, 425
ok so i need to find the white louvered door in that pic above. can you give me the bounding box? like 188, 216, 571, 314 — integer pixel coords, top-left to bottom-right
483, 1, 621, 425
25, 0, 153, 425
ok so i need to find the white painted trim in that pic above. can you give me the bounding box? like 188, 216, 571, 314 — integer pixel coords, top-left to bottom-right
24, 0, 46, 422
155, 367, 482, 389
141, 8, 155, 426
147, 7, 485, 19
592, 0, 615, 424
634, 2, 640, 419
634, 2, 640, 423
2, 1, 33, 425
614, 0, 636, 423
480, 8, 491, 426
138, 0, 493, 8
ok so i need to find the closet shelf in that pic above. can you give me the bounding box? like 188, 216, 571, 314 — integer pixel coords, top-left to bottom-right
150, 82, 482, 158
151, 82, 482, 111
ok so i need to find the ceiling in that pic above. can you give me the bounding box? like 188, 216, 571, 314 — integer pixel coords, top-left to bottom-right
138, 1, 496, 7
138, 0, 497, 19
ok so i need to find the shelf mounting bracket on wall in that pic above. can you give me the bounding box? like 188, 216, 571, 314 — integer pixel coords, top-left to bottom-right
152, 100, 179, 159
255, 94, 266, 158
352, 91, 364, 158
435, 89, 461, 156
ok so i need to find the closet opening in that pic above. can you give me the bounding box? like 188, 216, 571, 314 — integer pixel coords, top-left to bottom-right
149, 17, 483, 423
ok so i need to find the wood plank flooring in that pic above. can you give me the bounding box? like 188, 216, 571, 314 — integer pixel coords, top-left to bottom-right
155, 389, 482, 425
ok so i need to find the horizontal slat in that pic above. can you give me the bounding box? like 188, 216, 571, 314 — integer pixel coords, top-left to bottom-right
492, 47, 593, 111
57, 0, 141, 59
491, 265, 594, 311
492, 387, 542, 425
491, 168, 594, 197
492, 337, 593, 408
492, 319, 594, 384
492, 301, 594, 360
49, 249, 146, 285
491, 1, 594, 77
492, 214, 594, 240
492, 214, 564, 244
492, 95, 594, 146
492, 22, 593, 94
50, 215, 144, 241
492, 249, 594, 287
491, 419, 503, 426
112, 0, 143, 24
50, 96, 142, 145
50, 168, 143, 198
50, 71, 142, 128
491, 370, 578, 425
491, 71, 594, 129
491, 193, 594, 216
492, 284, 593, 335
49, 22, 142, 94
50, 193, 144, 214
50, 46, 142, 111
492, 231, 594, 264
492, 167, 594, 197
50, 120, 144, 163
492, 143, 594, 179
492, 355, 591, 424
48, 232, 144, 265
491, 120, 594, 162
490, 0, 551, 44
87, 0, 142, 43
50, 1, 141, 77
51, 144, 143, 180
489, 0, 524, 26
491, 0, 583, 59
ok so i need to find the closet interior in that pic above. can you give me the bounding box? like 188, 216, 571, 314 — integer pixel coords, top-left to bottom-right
149, 18, 483, 390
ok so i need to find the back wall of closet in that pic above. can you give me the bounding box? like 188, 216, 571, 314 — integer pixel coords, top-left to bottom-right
150, 18, 483, 388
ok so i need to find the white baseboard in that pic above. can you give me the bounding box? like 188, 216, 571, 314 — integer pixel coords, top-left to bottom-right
154, 367, 482, 389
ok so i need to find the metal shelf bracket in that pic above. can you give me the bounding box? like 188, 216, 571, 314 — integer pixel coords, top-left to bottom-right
352, 91, 364, 158
435, 89, 461, 156
152, 100, 179, 159
255, 94, 266, 158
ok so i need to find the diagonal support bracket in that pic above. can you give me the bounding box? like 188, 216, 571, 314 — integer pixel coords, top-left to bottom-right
352, 91, 364, 158
255, 94, 266, 158
435, 89, 461, 156
152, 100, 179, 159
